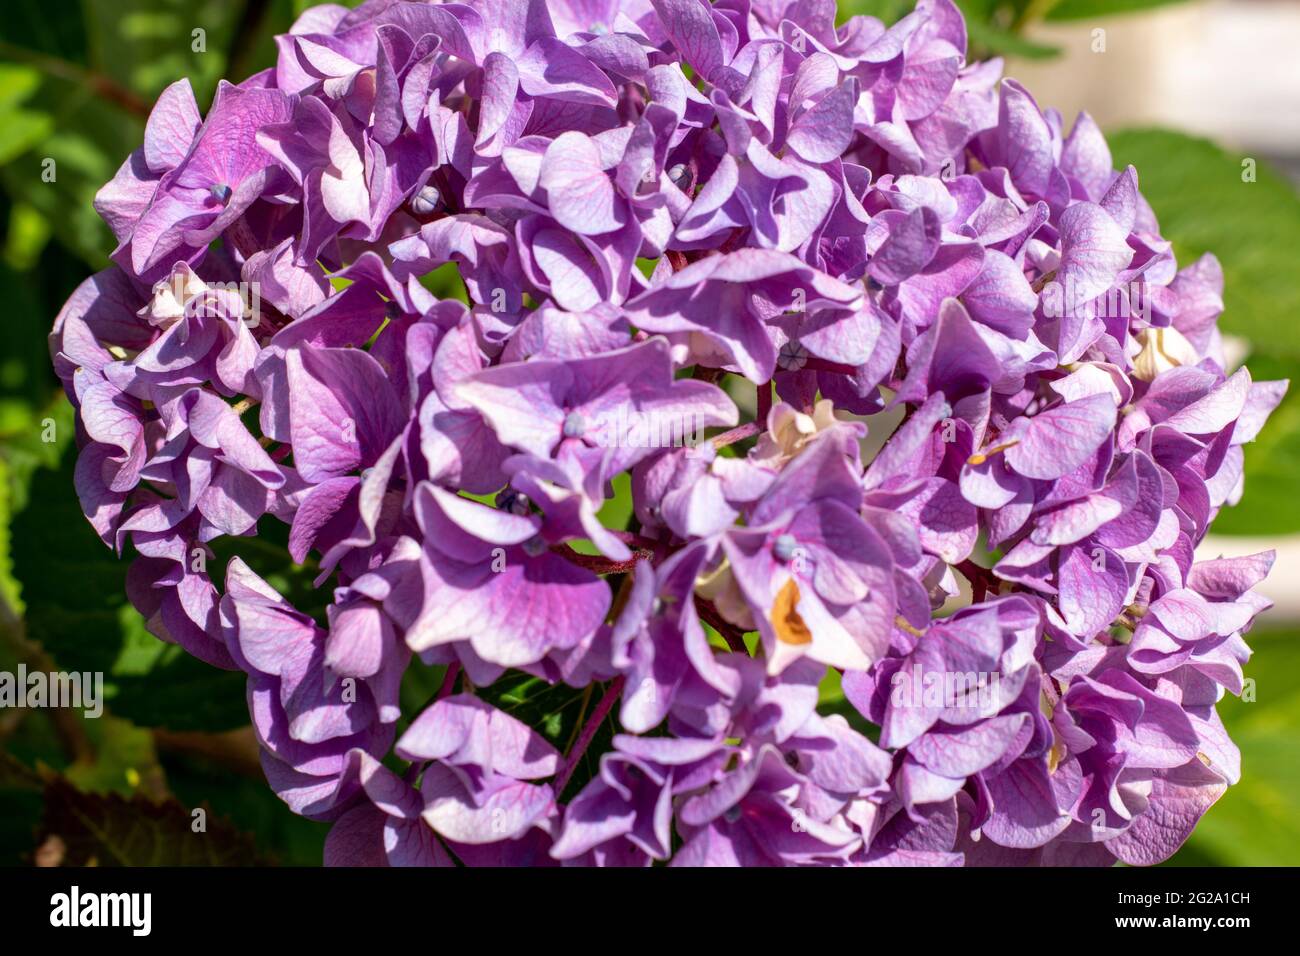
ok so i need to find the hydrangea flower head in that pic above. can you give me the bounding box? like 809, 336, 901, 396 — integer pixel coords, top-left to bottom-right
52, 0, 1286, 867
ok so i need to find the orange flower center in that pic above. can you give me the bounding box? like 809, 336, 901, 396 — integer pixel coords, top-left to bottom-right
772, 578, 812, 645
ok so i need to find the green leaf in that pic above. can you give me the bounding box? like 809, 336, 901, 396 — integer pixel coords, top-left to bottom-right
0, 63, 42, 112
1173, 627, 1300, 866
814, 667, 880, 740
11, 436, 249, 732
3, 201, 53, 271
0, 755, 44, 865
161, 741, 329, 866
597, 472, 634, 531
0, 107, 53, 167
477, 672, 592, 750
0, 454, 17, 614
418, 261, 470, 303
0, 0, 88, 60
964, 17, 1061, 59
0, 64, 53, 166
0, 753, 42, 791
839, 0, 916, 22
36, 773, 263, 866
82, 0, 241, 105
0, 136, 116, 269
63, 713, 164, 797
476, 670, 622, 801
817, 665, 844, 705
0, 395, 73, 527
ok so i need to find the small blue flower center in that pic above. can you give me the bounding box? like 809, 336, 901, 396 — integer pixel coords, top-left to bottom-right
773, 534, 799, 562
778, 341, 808, 371
563, 412, 587, 439
410, 184, 441, 215
496, 490, 531, 516
210, 183, 232, 204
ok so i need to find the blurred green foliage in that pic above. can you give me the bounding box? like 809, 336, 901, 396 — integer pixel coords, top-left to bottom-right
0, 0, 340, 868
1176, 627, 1300, 866
0, 0, 1294, 867
1108, 130, 1300, 536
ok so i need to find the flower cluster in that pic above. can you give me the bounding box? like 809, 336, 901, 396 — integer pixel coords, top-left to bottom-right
52, 0, 1285, 867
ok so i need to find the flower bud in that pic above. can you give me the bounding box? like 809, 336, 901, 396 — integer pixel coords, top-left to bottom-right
1132, 326, 1200, 381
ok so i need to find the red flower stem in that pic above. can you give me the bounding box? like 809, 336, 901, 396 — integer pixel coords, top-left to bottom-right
0, 40, 151, 118
552, 543, 653, 575
717, 227, 745, 254
955, 559, 998, 602
609, 530, 662, 551
437, 662, 461, 700
694, 596, 750, 655
554, 676, 626, 796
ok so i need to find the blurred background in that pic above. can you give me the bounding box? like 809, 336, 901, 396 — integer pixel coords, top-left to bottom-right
0, 0, 1296, 866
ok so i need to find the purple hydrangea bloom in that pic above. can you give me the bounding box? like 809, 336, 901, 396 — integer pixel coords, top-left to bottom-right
51, 0, 1286, 867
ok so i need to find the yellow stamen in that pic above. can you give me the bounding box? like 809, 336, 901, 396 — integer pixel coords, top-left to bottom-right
1048, 738, 1066, 774
893, 615, 925, 637
966, 439, 1020, 467
772, 578, 812, 645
